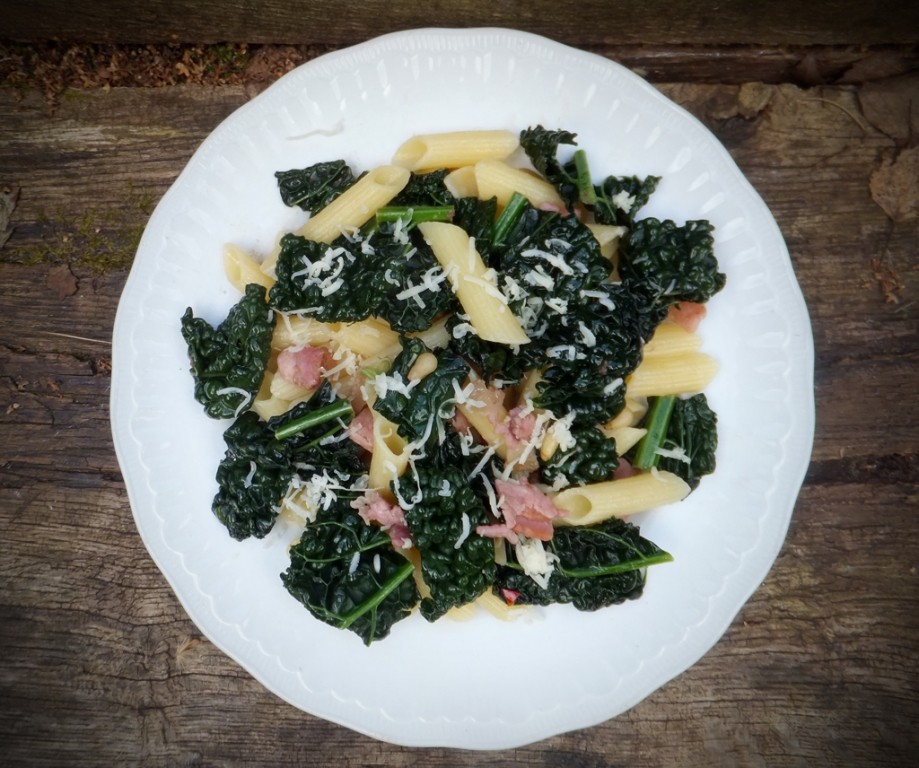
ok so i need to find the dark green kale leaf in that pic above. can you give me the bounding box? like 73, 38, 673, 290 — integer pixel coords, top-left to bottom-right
281, 496, 419, 645
372, 338, 469, 448
494, 518, 672, 611
213, 383, 363, 541
452, 196, 499, 267
619, 217, 726, 306
591, 175, 660, 226
391, 170, 455, 206
275, 160, 358, 212
268, 224, 458, 333
213, 410, 293, 540
654, 393, 718, 490
533, 282, 657, 425
181, 283, 274, 419
519, 126, 579, 208
540, 425, 619, 488
400, 465, 496, 622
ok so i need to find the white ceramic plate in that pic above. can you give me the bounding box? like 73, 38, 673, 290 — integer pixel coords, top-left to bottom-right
111, 28, 814, 749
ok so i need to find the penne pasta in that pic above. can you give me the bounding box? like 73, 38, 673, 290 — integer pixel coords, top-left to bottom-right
392, 130, 518, 172
334, 317, 400, 359
223, 243, 275, 292
261, 165, 410, 274
474, 159, 565, 209
418, 221, 530, 345
368, 408, 412, 496
600, 425, 647, 454
271, 313, 337, 350
444, 166, 478, 198
626, 352, 719, 398
553, 470, 691, 527
643, 321, 704, 357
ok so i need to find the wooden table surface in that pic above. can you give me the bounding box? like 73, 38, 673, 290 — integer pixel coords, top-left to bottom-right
2, 3, 917, 766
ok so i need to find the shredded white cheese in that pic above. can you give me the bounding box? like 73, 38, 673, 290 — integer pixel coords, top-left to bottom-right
454, 512, 472, 550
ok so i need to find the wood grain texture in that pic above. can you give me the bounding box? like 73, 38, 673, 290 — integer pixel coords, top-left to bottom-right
1, 52, 918, 768
5, 0, 919, 46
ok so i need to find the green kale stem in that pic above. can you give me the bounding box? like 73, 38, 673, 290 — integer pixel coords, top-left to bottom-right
273, 399, 354, 440
337, 559, 416, 630
631, 395, 676, 470
573, 149, 597, 205
493, 191, 528, 245
375, 205, 454, 225
558, 550, 674, 579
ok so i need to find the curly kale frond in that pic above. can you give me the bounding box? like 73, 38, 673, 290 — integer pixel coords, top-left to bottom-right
391, 169, 455, 207
532, 282, 654, 425
591, 175, 660, 226
274, 160, 358, 212
519, 126, 580, 208
619, 217, 726, 306
659, 394, 718, 489
268, 223, 458, 333
281, 497, 419, 645
495, 518, 672, 611
180, 283, 274, 420
540, 425, 619, 488
212, 384, 362, 541
400, 465, 496, 621
213, 411, 294, 540
372, 339, 469, 449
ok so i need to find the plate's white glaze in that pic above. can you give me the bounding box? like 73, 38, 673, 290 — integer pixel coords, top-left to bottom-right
110, 28, 814, 749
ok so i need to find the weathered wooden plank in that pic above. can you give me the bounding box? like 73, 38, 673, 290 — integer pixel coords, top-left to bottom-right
5, 0, 919, 46
1, 73, 917, 767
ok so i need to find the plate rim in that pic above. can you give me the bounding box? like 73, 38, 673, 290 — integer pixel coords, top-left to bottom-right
110, 26, 816, 749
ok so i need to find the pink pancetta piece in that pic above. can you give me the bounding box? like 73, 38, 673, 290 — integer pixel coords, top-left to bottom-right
347, 407, 375, 452
506, 405, 537, 444
614, 458, 637, 480
667, 301, 707, 332
351, 490, 411, 549
494, 477, 567, 542
475, 522, 519, 544
276, 345, 326, 390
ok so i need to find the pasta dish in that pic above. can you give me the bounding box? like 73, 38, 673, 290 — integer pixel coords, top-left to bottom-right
179, 127, 725, 644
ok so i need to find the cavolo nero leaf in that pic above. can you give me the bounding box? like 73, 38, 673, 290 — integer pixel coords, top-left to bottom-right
180, 283, 274, 419
268, 222, 458, 333
591, 175, 660, 226
275, 160, 358, 212
519, 126, 580, 208
391, 169, 455, 207
371, 338, 469, 449
400, 465, 496, 622
281, 496, 419, 645
495, 518, 672, 611
619, 217, 726, 306
653, 393, 718, 490
540, 425, 619, 488
212, 383, 363, 541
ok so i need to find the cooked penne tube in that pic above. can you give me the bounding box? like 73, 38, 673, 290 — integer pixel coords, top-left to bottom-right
260, 165, 410, 274
368, 408, 412, 496
444, 166, 478, 198
333, 318, 400, 359
392, 130, 518, 171
418, 221, 530, 345
474, 159, 566, 209
553, 470, 691, 527
224, 243, 275, 292
269, 370, 315, 403
600, 425, 647, 454
643, 322, 704, 357
271, 313, 338, 350
603, 395, 649, 430
626, 352, 719, 398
